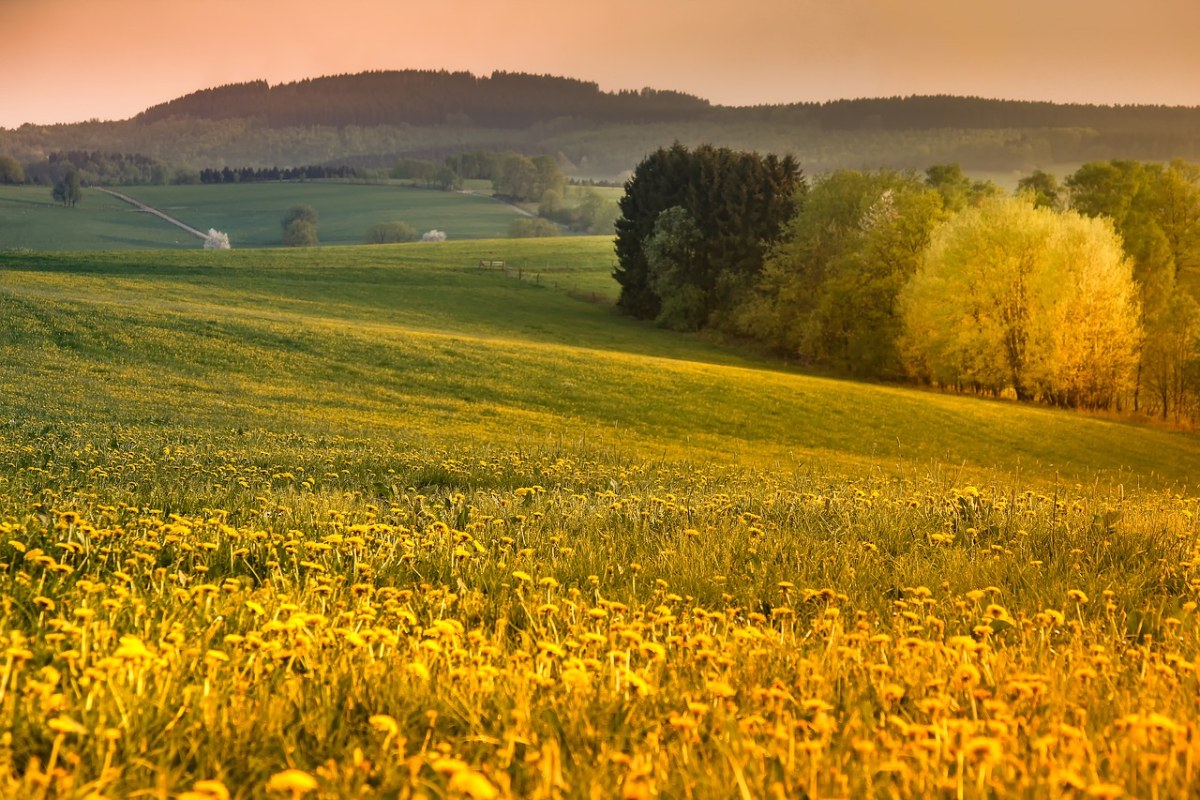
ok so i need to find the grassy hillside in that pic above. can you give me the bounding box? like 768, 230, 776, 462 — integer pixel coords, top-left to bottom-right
0, 185, 194, 250
3, 239, 1200, 798
3, 237, 1197, 485
124, 183, 526, 246
0, 183, 528, 251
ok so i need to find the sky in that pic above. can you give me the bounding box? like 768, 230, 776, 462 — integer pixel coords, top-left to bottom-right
3, 0, 1200, 129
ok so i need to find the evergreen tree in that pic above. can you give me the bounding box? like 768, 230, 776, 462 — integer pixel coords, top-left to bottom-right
613, 143, 802, 326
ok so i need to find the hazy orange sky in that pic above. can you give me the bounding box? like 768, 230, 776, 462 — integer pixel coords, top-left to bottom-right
3, 0, 1199, 128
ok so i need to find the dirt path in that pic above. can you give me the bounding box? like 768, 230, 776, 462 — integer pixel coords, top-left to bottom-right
95, 188, 210, 241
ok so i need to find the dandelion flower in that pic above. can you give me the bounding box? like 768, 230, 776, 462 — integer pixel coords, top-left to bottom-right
431, 757, 469, 776
706, 680, 737, 699
47, 715, 88, 736
448, 770, 499, 800
193, 780, 232, 800
369, 714, 399, 736
952, 663, 982, 689
266, 769, 318, 795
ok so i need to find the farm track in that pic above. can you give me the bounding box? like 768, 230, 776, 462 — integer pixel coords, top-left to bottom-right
95, 187, 209, 241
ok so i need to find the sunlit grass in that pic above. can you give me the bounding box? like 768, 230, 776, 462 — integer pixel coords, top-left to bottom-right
2, 240, 1200, 797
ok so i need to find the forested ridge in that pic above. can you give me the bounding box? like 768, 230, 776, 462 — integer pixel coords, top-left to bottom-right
6, 70, 1200, 175
135, 71, 712, 128
134, 70, 1200, 136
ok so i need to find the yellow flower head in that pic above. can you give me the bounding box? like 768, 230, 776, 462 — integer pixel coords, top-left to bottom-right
266, 769, 318, 795
448, 770, 499, 800
193, 780, 232, 800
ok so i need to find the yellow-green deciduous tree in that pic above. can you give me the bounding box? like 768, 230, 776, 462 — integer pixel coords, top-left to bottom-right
900, 197, 1141, 409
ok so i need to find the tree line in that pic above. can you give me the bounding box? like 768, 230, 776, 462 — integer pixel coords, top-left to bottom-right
616, 145, 1200, 421
130, 70, 1200, 152
196, 165, 360, 184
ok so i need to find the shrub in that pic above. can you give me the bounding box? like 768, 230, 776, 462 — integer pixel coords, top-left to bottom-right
367, 221, 418, 244
282, 206, 318, 246
283, 220, 318, 247
509, 217, 559, 238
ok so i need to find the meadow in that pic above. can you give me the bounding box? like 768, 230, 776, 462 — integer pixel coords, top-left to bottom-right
0, 186, 191, 251
0, 183, 526, 251
2, 238, 1200, 798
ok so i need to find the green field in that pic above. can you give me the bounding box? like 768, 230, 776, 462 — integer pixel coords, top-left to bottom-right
3, 239, 1200, 798
0, 182, 529, 251
2, 237, 1197, 483
0, 185, 192, 250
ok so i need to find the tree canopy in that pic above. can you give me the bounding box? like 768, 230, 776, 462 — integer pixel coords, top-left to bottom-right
51, 170, 82, 207
0, 155, 24, 184
282, 205, 319, 246
613, 143, 803, 328
737, 170, 945, 377
900, 197, 1140, 408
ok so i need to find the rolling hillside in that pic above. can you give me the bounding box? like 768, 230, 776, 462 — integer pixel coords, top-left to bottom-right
3, 237, 1197, 485
4, 237, 1200, 797
0, 183, 528, 250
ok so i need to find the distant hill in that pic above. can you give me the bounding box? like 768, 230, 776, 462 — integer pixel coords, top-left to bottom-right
3, 69, 1200, 178
135, 70, 713, 128
133, 70, 1200, 138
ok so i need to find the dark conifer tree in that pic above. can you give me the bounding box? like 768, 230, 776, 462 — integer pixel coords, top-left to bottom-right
614, 143, 803, 326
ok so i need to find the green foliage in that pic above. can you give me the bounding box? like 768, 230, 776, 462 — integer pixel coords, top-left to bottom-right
614, 142, 803, 322
391, 158, 461, 190
492, 153, 564, 202
25, 150, 169, 186
1141, 292, 1200, 421
925, 163, 1000, 210
366, 221, 418, 244
644, 207, 705, 330
901, 197, 1141, 408
282, 220, 318, 247
1016, 169, 1062, 210
540, 187, 619, 234
51, 169, 82, 208
282, 205, 319, 246
507, 217, 559, 238
0, 154, 24, 184
1066, 160, 1200, 417
283, 204, 319, 227
737, 170, 944, 376
1067, 160, 1200, 297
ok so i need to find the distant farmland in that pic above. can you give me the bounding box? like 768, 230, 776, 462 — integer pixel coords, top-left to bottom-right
0, 182, 529, 250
